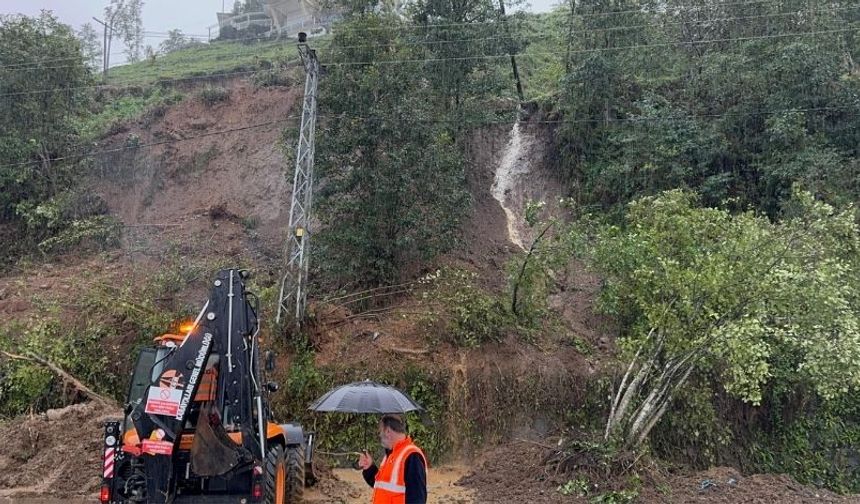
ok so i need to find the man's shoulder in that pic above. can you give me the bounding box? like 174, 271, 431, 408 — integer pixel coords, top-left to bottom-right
405, 451, 427, 467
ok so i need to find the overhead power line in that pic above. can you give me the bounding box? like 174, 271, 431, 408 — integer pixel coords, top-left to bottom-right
1, 105, 855, 171
333, 0, 830, 33
0, 25, 855, 99
324, 26, 860, 65
0, 68, 284, 98
0, 118, 295, 170
3, 3, 855, 73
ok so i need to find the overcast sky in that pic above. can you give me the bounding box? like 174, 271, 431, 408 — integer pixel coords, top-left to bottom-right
3, 0, 561, 64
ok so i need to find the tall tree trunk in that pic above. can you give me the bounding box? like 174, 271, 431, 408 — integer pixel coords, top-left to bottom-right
625, 350, 697, 449
565, 0, 576, 73
605, 331, 665, 440
634, 364, 694, 448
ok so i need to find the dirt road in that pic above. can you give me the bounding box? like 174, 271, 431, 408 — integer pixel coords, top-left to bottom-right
0, 465, 474, 504
305, 465, 474, 503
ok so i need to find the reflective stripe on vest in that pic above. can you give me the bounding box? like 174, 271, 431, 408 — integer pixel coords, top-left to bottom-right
374, 480, 407, 493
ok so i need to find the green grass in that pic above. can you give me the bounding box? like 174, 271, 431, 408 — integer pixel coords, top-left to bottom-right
75, 86, 184, 140
77, 38, 323, 137
102, 16, 564, 98
107, 39, 307, 86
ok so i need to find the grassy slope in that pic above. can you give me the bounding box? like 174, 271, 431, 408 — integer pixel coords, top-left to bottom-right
102, 13, 562, 97
106, 39, 302, 85
80, 38, 318, 140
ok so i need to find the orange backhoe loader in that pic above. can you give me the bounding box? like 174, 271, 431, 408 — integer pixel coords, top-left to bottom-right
100, 269, 316, 503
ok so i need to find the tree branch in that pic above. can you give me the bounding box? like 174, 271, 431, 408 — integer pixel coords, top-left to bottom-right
512, 221, 555, 315
0, 350, 115, 408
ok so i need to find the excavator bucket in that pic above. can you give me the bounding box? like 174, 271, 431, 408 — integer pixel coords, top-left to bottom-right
190, 403, 243, 476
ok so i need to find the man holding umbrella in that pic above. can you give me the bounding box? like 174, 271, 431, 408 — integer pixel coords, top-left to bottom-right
309, 381, 429, 503
358, 414, 427, 504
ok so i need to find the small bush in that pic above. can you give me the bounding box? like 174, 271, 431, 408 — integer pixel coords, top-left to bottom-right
252, 67, 295, 88
78, 88, 183, 140
199, 85, 230, 106
15, 188, 117, 254
0, 358, 56, 417
589, 489, 639, 504
558, 476, 590, 497
272, 338, 450, 463
140, 103, 169, 127
423, 268, 510, 347
37, 215, 122, 254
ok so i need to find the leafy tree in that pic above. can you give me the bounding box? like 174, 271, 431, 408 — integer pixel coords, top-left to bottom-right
104, 0, 145, 64
314, 15, 471, 288
0, 13, 92, 221
407, 0, 522, 119
159, 29, 186, 53
158, 28, 201, 54
77, 22, 103, 70
0, 13, 116, 261
576, 189, 860, 450
556, 0, 860, 216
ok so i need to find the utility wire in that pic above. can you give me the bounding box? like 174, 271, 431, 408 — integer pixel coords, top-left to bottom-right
2, 4, 855, 73
0, 118, 295, 170
0, 25, 855, 98
1, 105, 855, 171
333, 0, 831, 33
320, 7, 859, 52
0, 68, 286, 98
324, 26, 860, 65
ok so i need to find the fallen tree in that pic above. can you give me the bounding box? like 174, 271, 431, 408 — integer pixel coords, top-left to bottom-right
0, 350, 116, 408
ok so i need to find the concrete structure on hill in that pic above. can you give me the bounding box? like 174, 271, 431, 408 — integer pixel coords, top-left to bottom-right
213, 0, 341, 39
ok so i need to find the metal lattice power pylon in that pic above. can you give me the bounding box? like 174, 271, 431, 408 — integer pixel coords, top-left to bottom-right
277, 34, 319, 326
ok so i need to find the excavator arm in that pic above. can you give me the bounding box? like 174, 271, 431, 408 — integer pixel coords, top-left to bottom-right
100, 268, 315, 504
127, 269, 264, 503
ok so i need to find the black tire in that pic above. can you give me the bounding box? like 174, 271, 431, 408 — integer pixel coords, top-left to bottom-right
285, 445, 305, 503
264, 443, 286, 504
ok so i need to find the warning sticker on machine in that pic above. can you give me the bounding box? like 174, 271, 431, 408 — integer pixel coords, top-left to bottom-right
141, 439, 174, 456
144, 386, 182, 416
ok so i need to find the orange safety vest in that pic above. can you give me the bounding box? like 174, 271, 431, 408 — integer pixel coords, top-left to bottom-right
372, 437, 427, 504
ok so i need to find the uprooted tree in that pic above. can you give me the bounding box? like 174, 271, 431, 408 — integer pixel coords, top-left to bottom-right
578, 189, 860, 451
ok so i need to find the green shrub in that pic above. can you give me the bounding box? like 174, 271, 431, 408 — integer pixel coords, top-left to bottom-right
0, 257, 199, 416
37, 215, 122, 254
424, 268, 510, 347
77, 87, 183, 140
271, 339, 450, 463
0, 360, 56, 417
745, 392, 860, 493
589, 489, 639, 504
199, 85, 230, 106
651, 381, 734, 469
252, 67, 295, 88
558, 476, 590, 497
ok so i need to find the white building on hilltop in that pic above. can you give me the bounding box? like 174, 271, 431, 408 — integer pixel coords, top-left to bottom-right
214, 0, 341, 39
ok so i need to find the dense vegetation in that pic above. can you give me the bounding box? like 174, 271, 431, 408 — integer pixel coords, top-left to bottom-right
0, 13, 112, 261
555, 0, 860, 218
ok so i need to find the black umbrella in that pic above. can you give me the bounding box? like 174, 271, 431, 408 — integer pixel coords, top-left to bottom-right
309, 380, 424, 453
309, 380, 424, 414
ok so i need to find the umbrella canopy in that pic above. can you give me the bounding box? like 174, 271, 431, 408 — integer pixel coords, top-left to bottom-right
309, 380, 423, 414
